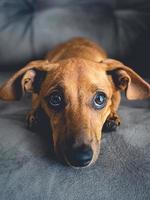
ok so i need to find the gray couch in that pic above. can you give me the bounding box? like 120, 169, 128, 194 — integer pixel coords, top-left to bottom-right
0, 1, 150, 200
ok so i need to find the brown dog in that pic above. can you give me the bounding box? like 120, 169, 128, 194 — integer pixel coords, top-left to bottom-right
0, 38, 150, 168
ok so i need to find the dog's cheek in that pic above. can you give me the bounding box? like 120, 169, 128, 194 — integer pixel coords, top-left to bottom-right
40, 100, 66, 149
92, 142, 101, 164
91, 107, 111, 160
100, 103, 112, 124
95, 109, 111, 135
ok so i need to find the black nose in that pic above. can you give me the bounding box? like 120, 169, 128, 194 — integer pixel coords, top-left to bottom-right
66, 144, 93, 167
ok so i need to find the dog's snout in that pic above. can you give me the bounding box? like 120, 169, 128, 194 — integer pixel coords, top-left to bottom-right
65, 144, 93, 167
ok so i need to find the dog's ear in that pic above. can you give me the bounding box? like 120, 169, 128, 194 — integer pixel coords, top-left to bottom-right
103, 59, 150, 100
0, 60, 58, 101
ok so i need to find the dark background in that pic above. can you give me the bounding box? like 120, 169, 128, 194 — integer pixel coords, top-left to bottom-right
0, 0, 150, 78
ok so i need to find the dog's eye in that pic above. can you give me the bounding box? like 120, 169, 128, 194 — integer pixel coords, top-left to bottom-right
93, 92, 107, 109
47, 91, 64, 110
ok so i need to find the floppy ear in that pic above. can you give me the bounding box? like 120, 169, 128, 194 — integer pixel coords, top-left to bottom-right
103, 59, 150, 100
0, 60, 58, 101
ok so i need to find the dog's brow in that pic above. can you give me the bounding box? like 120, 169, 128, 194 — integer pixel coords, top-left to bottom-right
90, 83, 108, 94
45, 82, 65, 97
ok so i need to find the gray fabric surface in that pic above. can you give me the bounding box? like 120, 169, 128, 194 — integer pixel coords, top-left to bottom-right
0, 73, 150, 200
1, 0, 150, 77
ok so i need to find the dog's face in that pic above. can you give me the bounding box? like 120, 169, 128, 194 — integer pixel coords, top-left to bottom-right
0, 58, 149, 168
40, 59, 113, 167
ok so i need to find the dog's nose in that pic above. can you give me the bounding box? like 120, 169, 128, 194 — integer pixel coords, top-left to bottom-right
66, 144, 93, 167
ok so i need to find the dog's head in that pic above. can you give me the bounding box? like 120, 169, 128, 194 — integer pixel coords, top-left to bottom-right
0, 58, 149, 167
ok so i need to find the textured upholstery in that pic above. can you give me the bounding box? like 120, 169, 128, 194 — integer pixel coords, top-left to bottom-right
0, 0, 150, 77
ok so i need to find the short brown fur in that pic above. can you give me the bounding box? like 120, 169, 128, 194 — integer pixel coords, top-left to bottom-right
0, 37, 150, 167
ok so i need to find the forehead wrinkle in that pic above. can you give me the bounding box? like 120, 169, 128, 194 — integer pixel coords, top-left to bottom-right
64, 62, 112, 106
41, 71, 66, 96
64, 77, 78, 106
89, 82, 112, 97
77, 64, 85, 105
75, 70, 109, 97
84, 69, 113, 98
46, 81, 65, 96
62, 62, 86, 108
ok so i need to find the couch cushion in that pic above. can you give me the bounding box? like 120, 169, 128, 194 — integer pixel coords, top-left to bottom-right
0, 0, 150, 74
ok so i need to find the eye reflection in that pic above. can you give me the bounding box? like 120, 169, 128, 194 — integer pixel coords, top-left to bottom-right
93, 92, 107, 109
46, 90, 65, 111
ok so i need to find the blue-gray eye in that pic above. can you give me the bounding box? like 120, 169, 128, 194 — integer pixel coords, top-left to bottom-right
48, 91, 64, 110
93, 92, 107, 109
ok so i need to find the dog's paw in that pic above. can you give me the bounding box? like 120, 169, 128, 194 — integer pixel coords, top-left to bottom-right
26, 111, 39, 132
102, 113, 120, 132
26, 107, 50, 133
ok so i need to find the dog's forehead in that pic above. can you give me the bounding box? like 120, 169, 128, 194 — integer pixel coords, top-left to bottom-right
42, 59, 112, 95
63, 62, 110, 90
